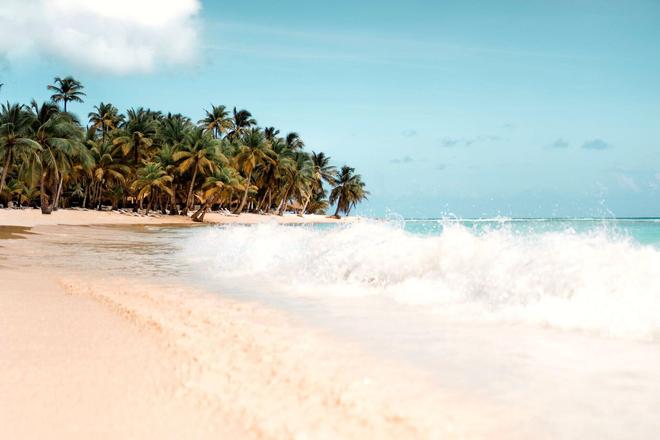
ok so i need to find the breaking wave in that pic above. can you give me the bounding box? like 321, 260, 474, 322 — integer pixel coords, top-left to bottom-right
181, 220, 660, 341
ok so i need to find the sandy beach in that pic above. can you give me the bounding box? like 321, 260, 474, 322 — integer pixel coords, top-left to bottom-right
0, 208, 351, 228
0, 211, 500, 439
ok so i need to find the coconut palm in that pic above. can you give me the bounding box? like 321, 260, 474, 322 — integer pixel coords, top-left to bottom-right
159, 113, 193, 149
301, 151, 336, 214
130, 162, 173, 214
233, 128, 274, 213
330, 166, 368, 218
277, 151, 312, 215
0, 103, 40, 204
252, 136, 292, 212
285, 132, 305, 151
199, 105, 232, 139
29, 101, 87, 213
47, 76, 86, 113
264, 126, 280, 141
88, 103, 124, 142
191, 167, 243, 222
1, 82, 369, 217
173, 127, 222, 213
113, 108, 158, 165
87, 139, 131, 209
227, 107, 256, 140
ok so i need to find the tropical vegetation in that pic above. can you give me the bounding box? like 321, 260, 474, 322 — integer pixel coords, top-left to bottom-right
0, 77, 367, 219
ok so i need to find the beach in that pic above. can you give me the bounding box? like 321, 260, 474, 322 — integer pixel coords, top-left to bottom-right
0, 210, 496, 439
3, 211, 660, 439
0, 208, 350, 228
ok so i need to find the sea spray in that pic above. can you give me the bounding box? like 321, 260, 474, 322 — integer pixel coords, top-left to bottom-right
181, 219, 660, 341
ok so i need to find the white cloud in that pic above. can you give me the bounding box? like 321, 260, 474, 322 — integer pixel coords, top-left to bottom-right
0, 0, 201, 74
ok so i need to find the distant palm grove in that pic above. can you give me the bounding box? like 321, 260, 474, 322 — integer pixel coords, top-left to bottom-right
0, 76, 368, 220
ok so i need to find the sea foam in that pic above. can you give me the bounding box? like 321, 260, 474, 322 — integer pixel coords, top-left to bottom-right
181, 220, 660, 341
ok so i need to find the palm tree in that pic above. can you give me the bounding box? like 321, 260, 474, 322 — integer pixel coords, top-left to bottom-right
47, 76, 86, 113
113, 108, 158, 165
0, 103, 40, 205
88, 103, 123, 142
29, 101, 86, 213
264, 126, 280, 141
285, 132, 305, 150
329, 166, 368, 218
199, 105, 232, 139
301, 151, 336, 214
173, 127, 222, 213
191, 167, 243, 222
87, 139, 130, 209
227, 107, 256, 140
233, 128, 274, 213
1, 86, 371, 216
160, 113, 193, 148
277, 151, 312, 215
130, 162, 173, 214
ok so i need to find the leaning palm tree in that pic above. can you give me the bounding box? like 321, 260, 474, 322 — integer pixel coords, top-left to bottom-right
88, 103, 123, 142
199, 105, 232, 139
329, 165, 368, 218
0, 102, 40, 204
173, 127, 222, 214
191, 166, 243, 222
47, 76, 86, 113
130, 162, 173, 214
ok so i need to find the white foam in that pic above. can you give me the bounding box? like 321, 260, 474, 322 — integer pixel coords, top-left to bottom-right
181, 220, 660, 341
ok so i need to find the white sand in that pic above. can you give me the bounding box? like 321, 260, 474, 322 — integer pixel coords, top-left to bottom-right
0, 217, 510, 439
0, 208, 351, 228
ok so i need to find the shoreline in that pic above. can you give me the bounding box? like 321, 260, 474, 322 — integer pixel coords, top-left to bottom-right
0, 208, 355, 228
0, 223, 502, 439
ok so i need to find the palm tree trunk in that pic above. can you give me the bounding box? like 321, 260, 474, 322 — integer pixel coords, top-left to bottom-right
192, 194, 221, 222
333, 200, 342, 218
82, 184, 88, 208
169, 186, 178, 215
277, 182, 295, 216
53, 174, 64, 211
300, 191, 312, 216
234, 170, 252, 214
184, 166, 198, 214
39, 171, 52, 214
0, 151, 12, 205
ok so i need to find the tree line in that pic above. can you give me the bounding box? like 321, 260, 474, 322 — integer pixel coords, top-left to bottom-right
0, 76, 368, 220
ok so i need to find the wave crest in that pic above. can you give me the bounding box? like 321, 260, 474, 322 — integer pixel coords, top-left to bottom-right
182, 220, 660, 341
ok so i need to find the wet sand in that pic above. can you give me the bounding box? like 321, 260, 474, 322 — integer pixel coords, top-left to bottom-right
0, 225, 34, 240
0, 220, 505, 439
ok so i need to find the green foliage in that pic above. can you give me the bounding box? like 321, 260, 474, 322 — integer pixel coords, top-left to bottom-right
0, 77, 367, 217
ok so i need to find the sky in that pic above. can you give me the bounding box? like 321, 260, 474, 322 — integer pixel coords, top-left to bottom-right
1, 0, 659, 218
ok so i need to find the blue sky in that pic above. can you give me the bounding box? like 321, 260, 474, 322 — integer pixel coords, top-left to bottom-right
1, 0, 659, 217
